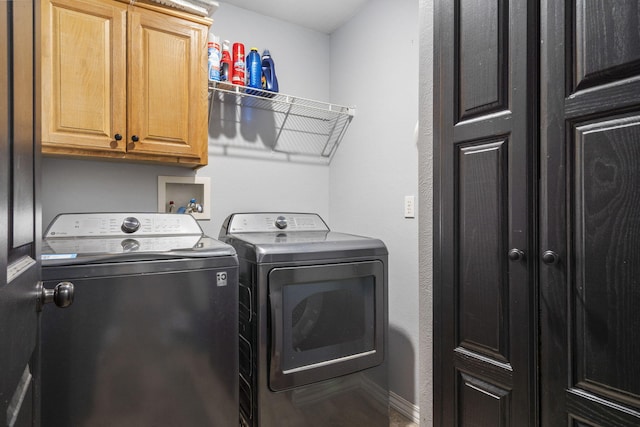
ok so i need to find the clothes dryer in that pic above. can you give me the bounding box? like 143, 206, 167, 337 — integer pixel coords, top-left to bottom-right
219, 212, 389, 427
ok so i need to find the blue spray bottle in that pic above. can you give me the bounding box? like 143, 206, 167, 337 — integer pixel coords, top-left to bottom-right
247, 48, 262, 89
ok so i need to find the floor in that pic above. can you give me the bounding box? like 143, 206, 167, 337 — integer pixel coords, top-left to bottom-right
390, 408, 419, 427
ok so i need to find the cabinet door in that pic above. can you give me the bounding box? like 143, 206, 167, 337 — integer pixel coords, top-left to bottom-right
540, 1, 640, 425
433, 0, 537, 424
41, 0, 127, 154
127, 7, 208, 164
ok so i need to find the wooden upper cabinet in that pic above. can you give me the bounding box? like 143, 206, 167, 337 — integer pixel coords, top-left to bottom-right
127, 7, 208, 162
41, 0, 210, 167
41, 0, 127, 154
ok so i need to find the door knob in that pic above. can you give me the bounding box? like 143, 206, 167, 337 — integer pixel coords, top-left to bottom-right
508, 248, 525, 261
41, 282, 74, 309
542, 250, 559, 265
131, 135, 139, 142
114, 133, 123, 141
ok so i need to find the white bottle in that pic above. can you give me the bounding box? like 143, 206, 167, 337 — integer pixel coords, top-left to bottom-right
207, 32, 221, 81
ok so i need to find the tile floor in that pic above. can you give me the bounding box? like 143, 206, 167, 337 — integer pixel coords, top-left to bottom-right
389, 408, 419, 427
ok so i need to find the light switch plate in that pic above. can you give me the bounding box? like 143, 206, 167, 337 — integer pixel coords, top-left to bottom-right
404, 195, 415, 218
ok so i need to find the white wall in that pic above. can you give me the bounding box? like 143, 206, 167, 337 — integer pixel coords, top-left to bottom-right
329, 0, 420, 416
41, 158, 191, 228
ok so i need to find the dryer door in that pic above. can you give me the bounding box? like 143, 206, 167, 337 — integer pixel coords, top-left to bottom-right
268, 260, 385, 391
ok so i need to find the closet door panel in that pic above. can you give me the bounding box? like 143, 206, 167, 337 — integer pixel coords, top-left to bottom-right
458, 372, 511, 426
456, 0, 508, 121
573, 0, 640, 92
573, 115, 640, 404
457, 140, 509, 361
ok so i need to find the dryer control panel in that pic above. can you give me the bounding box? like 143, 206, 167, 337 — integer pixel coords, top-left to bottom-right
225, 213, 329, 233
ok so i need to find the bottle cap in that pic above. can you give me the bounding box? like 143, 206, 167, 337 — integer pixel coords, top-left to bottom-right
251, 47, 258, 51
262, 49, 271, 56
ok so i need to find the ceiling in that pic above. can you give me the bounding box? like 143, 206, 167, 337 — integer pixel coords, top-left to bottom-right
218, 0, 370, 34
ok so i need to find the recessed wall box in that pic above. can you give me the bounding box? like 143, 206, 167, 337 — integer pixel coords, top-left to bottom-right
158, 176, 211, 220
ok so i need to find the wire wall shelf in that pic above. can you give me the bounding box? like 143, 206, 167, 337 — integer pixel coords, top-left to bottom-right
208, 81, 355, 164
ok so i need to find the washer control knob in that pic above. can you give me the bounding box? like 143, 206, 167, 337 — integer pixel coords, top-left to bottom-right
275, 216, 288, 230
121, 217, 141, 234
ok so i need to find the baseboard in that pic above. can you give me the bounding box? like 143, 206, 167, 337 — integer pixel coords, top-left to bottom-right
358, 373, 390, 408
389, 391, 420, 424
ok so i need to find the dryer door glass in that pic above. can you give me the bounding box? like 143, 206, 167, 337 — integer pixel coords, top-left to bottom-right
268, 261, 385, 391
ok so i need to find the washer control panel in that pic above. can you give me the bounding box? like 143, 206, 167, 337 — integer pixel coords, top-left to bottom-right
44, 213, 203, 238
226, 213, 329, 233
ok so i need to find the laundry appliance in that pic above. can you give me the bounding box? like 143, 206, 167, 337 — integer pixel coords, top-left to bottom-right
40, 213, 238, 427
219, 212, 389, 427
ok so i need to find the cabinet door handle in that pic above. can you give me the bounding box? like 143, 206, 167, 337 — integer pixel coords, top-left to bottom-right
508, 248, 525, 262
542, 250, 559, 265
131, 135, 139, 142
114, 133, 123, 141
